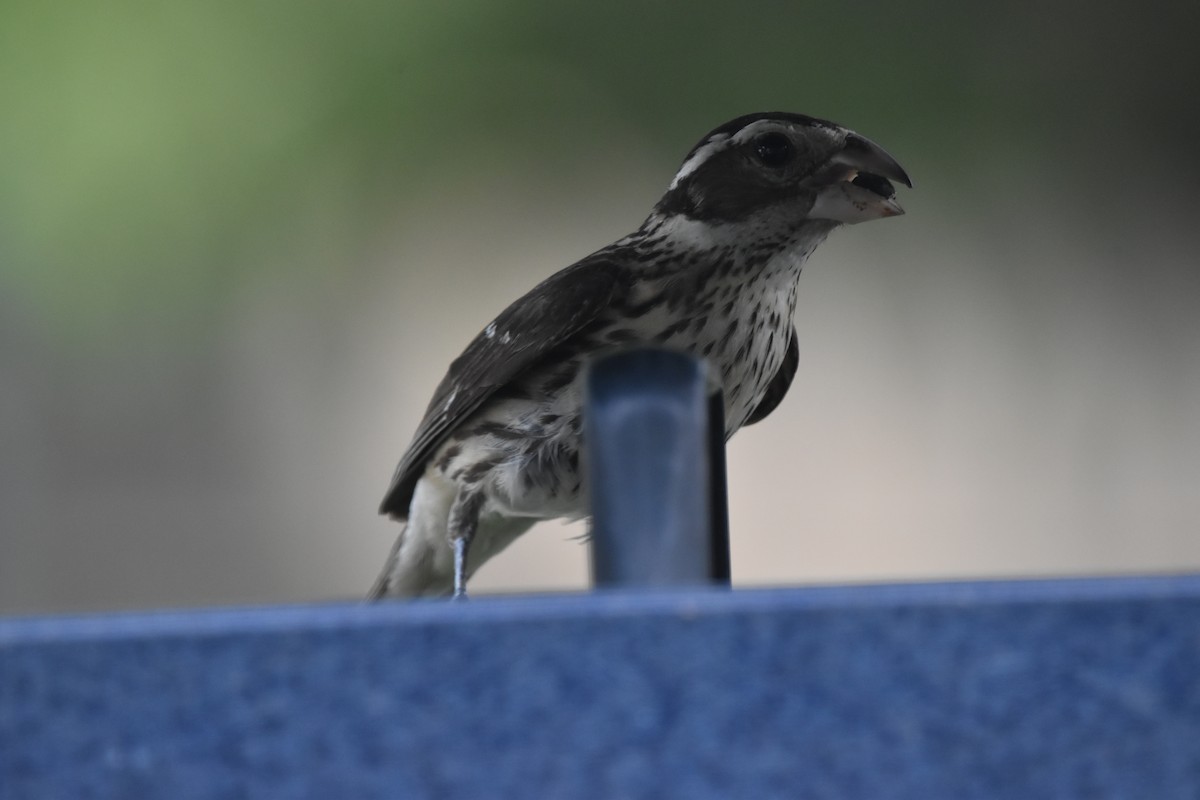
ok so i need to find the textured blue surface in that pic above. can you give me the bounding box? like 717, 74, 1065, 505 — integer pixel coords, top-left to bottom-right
3, 576, 1200, 799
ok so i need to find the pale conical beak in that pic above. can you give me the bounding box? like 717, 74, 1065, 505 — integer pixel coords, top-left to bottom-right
811, 132, 912, 225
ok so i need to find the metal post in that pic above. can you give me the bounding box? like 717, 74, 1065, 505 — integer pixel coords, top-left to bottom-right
586, 348, 731, 588
706, 391, 731, 583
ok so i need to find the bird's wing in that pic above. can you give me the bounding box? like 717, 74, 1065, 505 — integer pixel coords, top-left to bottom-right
743, 325, 799, 426
379, 256, 623, 518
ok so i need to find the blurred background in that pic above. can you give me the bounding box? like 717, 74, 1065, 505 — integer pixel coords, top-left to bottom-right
2, 1, 1198, 615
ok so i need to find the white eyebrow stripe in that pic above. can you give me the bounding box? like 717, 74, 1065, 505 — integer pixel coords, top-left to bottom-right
667, 133, 731, 190
667, 118, 845, 191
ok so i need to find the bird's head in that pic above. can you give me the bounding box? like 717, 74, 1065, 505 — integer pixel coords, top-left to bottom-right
654, 112, 912, 230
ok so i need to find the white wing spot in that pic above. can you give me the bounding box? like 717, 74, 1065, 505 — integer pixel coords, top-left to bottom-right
484, 323, 497, 339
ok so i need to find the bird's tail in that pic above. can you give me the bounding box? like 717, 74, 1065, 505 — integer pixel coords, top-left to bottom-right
369, 475, 461, 599
367, 520, 456, 599
368, 515, 541, 599
368, 473, 540, 599
366, 524, 407, 599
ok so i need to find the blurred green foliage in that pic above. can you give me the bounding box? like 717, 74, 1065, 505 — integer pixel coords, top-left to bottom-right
1, 1, 1196, 342
3, 1, 1200, 614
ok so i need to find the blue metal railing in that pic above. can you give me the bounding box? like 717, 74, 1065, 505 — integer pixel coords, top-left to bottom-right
2, 349, 1199, 799
587, 349, 730, 588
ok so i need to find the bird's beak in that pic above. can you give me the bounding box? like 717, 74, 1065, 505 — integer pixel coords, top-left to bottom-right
810, 132, 912, 225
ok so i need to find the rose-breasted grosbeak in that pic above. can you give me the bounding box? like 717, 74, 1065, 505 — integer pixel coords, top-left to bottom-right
371, 112, 911, 599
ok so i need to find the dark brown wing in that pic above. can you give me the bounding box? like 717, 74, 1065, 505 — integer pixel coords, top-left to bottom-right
379, 256, 624, 518
743, 325, 798, 426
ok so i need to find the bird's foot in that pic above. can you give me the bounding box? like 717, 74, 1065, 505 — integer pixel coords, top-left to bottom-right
452, 536, 469, 600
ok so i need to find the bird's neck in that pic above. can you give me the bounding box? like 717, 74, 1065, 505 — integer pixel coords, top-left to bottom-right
605, 213, 836, 430
606, 213, 837, 340
623, 212, 837, 286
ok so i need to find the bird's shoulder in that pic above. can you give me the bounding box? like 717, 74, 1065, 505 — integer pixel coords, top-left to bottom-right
379, 252, 629, 518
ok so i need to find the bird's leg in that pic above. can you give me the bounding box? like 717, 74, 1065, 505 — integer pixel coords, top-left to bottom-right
447, 489, 485, 600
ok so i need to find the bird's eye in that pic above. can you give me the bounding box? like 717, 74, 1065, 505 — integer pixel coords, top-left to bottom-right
753, 132, 794, 168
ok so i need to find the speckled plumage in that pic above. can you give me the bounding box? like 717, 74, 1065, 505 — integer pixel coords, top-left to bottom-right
372, 112, 911, 598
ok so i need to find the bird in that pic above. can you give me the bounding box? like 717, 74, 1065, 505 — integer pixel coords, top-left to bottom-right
370, 111, 910, 599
